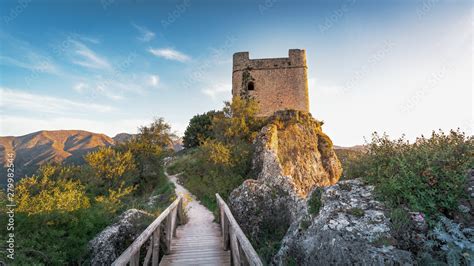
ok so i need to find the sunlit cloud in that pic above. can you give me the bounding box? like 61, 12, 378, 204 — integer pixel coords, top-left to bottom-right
148, 47, 190, 62
132, 23, 155, 42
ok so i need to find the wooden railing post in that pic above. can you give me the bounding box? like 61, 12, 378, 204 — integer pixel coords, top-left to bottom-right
130, 250, 139, 266
151, 229, 160, 266
177, 197, 185, 225
221, 209, 230, 250
163, 211, 173, 254
229, 228, 241, 266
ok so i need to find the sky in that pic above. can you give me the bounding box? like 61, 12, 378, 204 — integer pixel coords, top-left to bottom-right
0, 0, 472, 146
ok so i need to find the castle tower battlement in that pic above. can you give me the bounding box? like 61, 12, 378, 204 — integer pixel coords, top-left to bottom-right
232, 49, 309, 117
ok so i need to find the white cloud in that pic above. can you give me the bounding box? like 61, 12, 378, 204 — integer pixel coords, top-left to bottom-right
0, 87, 114, 114
148, 75, 160, 87
72, 73, 160, 100
132, 23, 155, 42
0, 116, 149, 137
73, 82, 88, 93
148, 48, 190, 62
70, 40, 111, 70
0, 34, 61, 75
201, 83, 230, 99
0, 54, 60, 76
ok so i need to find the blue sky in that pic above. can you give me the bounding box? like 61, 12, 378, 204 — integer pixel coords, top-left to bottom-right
0, 0, 472, 146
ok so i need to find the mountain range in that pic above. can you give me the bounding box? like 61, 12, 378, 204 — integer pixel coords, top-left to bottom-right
0, 130, 134, 178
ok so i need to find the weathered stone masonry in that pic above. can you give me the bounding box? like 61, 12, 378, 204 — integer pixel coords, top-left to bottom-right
232, 49, 310, 117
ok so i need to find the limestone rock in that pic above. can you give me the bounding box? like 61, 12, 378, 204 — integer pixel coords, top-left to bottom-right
253, 110, 342, 198
229, 110, 342, 257
88, 209, 153, 265
274, 179, 414, 265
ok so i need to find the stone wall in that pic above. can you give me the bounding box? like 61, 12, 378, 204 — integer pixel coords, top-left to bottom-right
232, 49, 310, 117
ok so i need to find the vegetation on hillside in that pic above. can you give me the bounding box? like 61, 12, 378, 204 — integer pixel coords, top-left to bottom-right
168, 97, 264, 212
346, 130, 473, 220
342, 129, 474, 264
0, 118, 176, 265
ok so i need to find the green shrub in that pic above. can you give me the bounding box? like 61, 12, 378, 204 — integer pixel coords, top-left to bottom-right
346, 130, 473, 220
308, 188, 323, 215
8, 206, 111, 265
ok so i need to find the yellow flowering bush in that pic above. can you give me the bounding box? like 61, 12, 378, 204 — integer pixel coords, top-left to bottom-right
17, 176, 90, 215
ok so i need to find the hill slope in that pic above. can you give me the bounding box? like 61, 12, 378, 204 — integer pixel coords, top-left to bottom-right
0, 130, 115, 177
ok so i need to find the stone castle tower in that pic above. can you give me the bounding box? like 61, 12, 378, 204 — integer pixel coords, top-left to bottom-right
232, 49, 309, 117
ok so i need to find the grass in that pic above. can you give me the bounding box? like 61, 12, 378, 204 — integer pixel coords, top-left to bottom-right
347, 207, 365, 218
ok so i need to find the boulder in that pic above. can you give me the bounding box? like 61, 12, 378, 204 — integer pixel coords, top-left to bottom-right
274, 179, 414, 265
88, 209, 153, 265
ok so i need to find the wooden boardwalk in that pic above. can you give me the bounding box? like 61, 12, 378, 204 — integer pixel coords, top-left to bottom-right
160, 172, 230, 266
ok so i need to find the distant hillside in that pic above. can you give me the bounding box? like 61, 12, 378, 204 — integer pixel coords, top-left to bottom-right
333, 145, 366, 151
112, 133, 135, 144
0, 130, 116, 178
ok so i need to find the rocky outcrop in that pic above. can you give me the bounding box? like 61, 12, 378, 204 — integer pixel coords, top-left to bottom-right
252, 110, 342, 198
229, 110, 414, 264
229, 110, 342, 255
274, 179, 414, 265
88, 209, 153, 265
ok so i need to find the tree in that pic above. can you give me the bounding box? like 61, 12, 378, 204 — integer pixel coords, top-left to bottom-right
119, 117, 175, 191
212, 96, 263, 144
183, 110, 219, 148
84, 147, 136, 191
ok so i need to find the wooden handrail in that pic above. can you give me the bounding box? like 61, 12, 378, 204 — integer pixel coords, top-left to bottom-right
112, 196, 184, 266
216, 193, 263, 266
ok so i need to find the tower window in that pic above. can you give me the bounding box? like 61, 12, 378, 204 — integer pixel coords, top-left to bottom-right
247, 81, 255, 91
